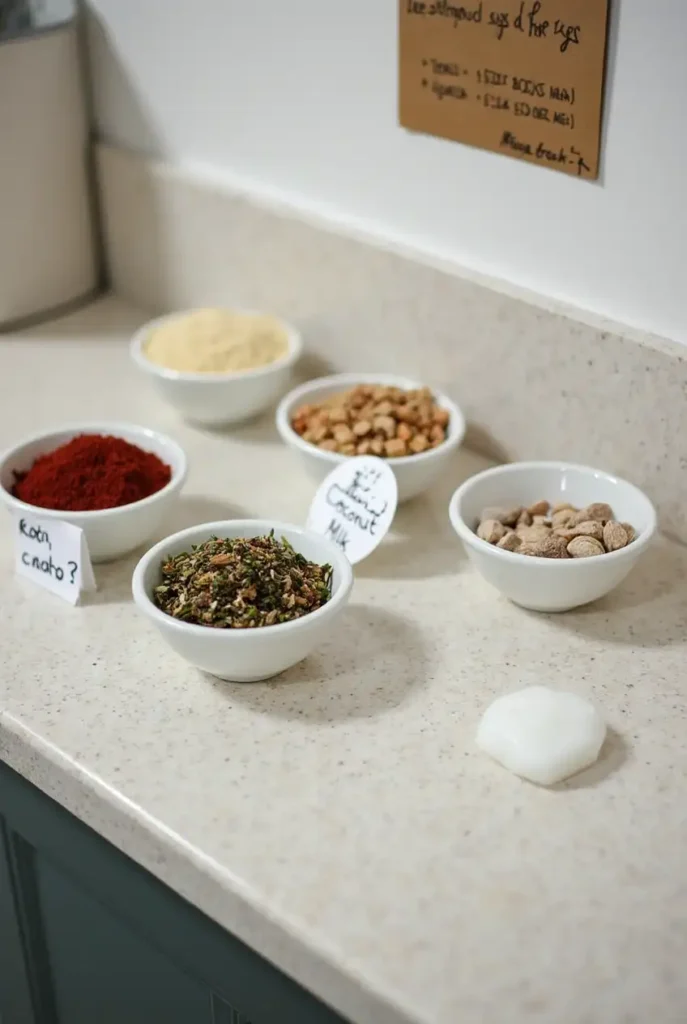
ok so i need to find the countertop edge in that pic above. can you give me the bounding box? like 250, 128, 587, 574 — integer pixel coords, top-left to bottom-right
0, 710, 418, 1024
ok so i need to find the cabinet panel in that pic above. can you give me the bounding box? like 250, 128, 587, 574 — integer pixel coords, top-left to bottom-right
211, 993, 253, 1023
35, 853, 210, 1024
0, 762, 347, 1024
0, 820, 35, 1024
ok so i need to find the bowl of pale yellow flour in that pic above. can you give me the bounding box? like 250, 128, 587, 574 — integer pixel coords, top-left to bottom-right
131, 307, 303, 426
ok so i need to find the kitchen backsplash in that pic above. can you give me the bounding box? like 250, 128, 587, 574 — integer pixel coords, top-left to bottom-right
97, 143, 687, 544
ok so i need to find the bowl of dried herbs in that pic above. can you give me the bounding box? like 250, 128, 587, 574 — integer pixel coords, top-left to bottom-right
132, 520, 354, 681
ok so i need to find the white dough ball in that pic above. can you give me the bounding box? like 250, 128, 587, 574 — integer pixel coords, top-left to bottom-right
476, 686, 607, 786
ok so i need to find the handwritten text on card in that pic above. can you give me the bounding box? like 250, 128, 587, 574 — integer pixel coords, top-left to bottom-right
399, 0, 609, 178
307, 457, 398, 564
15, 513, 96, 604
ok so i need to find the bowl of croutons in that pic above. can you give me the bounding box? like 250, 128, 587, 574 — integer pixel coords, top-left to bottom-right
276, 373, 465, 502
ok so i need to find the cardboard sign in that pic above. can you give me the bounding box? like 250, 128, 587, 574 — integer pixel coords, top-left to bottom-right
399, 0, 610, 178
307, 457, 398, 564
15, 513, 96, 604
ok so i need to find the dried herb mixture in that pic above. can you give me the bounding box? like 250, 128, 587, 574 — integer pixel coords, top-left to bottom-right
154, 533, 333, 628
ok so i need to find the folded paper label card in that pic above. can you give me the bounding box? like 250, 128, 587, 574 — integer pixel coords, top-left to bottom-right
15, 512, 96, 604
307, 456, 398, 564
399, 0, 610, 178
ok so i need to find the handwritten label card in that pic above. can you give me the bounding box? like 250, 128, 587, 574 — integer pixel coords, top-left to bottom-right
399, 0, 610, 178
307, 457, 398, 564
15, 513, 96, 604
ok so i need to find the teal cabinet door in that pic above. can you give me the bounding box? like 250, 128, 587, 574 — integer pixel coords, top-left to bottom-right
34, 854, 211, 1024
0, 822, 36, 1024
0, 762, 346, 1024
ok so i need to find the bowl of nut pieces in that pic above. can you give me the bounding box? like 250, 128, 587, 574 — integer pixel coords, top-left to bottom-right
276, 373, 466, 502
448, 461, 656, 612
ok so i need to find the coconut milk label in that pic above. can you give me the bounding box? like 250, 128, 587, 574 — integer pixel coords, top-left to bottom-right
307, 456, 398, 564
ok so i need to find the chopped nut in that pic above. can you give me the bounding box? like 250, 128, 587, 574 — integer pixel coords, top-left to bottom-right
311, 424, 330, 443
516, 524, 551, 543
328, 406, 348, 424
373, 415, 396, 439
621, 522, 636, 544
477, 519, 507, 544
501, 506, 524, 527
497, 531, 522, 551
318, 439, 338, 451
603, 521, 629, 551
395, 405, 415, 423
409, 434, 430, 454
476, 496, 636, 561
519, 535, 569, 558
289, 383, 449, 458
528, 500, 550, 517
555, 520, 604, 542
551, 509, 575, 529
333, 424, 355, 445
384, 437, 408, 458
567, 536, 605, 558
572, 502, 613, 525
340, 443, 357, 456
356, 440, 372, 455
373, 400, 394, 417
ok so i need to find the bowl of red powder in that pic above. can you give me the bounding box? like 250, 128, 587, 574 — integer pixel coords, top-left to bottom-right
0, 423, 187, 562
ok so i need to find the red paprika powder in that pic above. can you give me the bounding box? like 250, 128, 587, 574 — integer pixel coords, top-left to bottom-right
13, 434, 172, 512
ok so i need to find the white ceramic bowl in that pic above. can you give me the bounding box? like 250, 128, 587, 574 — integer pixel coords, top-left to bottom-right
0, 422, 187, 563
130, 309, 303, 425
132, 520, 354, 682
449, 461, 656, 612
276, 373, 466, 502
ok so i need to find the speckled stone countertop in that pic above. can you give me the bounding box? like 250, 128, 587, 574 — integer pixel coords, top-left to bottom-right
2, 297, 687, 1024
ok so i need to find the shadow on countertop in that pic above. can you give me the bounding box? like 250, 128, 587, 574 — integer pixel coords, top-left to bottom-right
533, 535, 687, 649
552, 727, 629, 791
356, 446, 484, 581
211, 604, 428, 723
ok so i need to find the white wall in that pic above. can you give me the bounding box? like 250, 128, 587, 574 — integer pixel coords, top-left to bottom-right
86, 0, 686, 344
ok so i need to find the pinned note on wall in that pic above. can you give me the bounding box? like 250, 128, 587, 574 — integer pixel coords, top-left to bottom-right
399, 0, 610, 178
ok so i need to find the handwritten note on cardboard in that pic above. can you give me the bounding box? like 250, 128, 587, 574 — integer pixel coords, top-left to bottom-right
399, 0, 610, 178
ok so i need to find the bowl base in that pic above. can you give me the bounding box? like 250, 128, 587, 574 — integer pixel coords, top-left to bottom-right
210, 668, 290, 683
509, 597, 593, 613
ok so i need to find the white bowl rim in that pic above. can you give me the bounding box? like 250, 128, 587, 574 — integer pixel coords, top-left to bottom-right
0, 421, 188, 520
448, 460, 657, 567
132, 519, 354, 638
276, 372, 466, 468
130, 309, 303, 382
